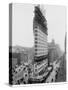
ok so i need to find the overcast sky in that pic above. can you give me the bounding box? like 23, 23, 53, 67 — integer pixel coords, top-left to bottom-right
12, 3, 66, 51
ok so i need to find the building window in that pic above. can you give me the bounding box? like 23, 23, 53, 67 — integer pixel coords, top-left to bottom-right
35, 41, 38, 43
35, 38, 37, 40
35, 26, 38, 28
35, 28, 38, 31
51, 79, 53, 82
35, 53, 37, 55
35, 34, 38, 36
35, 45, 37, 47
35, 49, 37, 51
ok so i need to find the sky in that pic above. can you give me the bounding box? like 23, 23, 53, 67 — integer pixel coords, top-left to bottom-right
12, 3, 66, 51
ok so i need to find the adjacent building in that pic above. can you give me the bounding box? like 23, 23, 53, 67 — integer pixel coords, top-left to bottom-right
48, 39, 62, 64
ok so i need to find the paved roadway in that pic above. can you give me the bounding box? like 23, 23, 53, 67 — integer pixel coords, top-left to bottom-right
46, 60, 61, 83
13, 59, 61, 84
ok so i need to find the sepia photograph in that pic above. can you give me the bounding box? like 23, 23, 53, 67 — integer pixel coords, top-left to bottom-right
9, 3, 66, 85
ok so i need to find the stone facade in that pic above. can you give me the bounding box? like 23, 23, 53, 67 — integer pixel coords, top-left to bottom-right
33, 6, 48, 62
